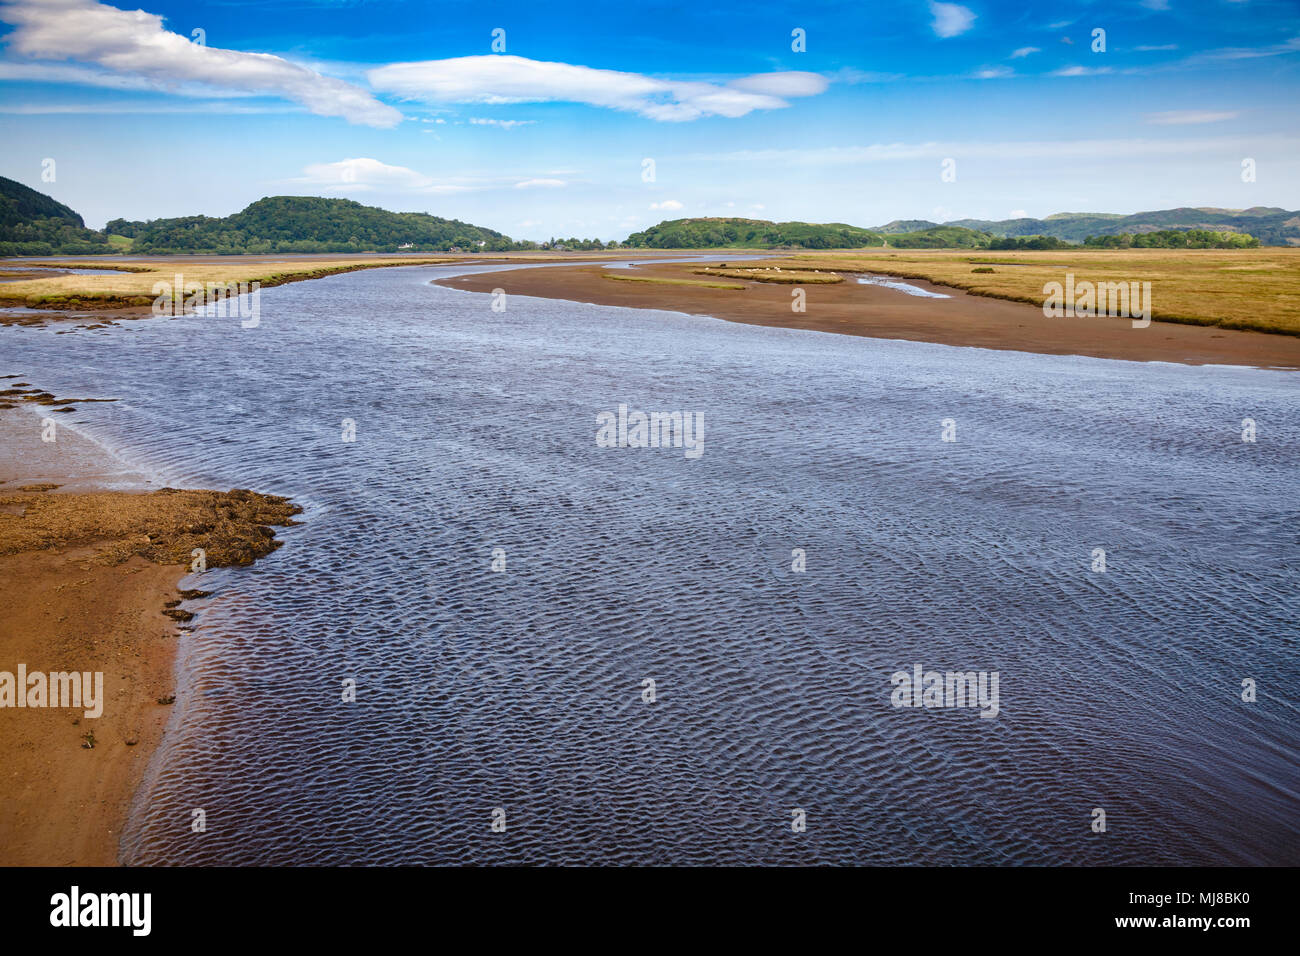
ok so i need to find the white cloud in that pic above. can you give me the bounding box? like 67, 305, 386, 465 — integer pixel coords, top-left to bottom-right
368, 55, 826, 121
295, 161, 575, 195
650, 199, 684, 211
299, 158, 434, 191
1144, 110, 1240, 125
727, 71, 828, 97
929, 2, 976, 38
974, 66, 1013, 79
1010, 47, 1040, 59
295, 158, 479, 194
0, 0, 401, 127
1009, 209, 1028, 218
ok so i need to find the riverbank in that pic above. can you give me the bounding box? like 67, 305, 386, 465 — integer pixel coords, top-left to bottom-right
435, 259, 1300, 368
0, 255, 462, 326
0, 398, 299, 865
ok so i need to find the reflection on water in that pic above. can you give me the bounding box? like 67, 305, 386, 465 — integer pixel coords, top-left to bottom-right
856, 275, 951, 298
5, 262, 1297, 865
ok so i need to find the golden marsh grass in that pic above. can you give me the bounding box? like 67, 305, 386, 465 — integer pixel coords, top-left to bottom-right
757, 248, 1300, 336
695, 267, 844, 284
602, 273, 745, 290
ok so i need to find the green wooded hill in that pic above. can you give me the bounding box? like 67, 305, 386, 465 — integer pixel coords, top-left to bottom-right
625, 219, 1014, 249
113, 196, 514, 254
623, 217, 885, 249
0, 175, 113, 255
627, 217, 1264, 250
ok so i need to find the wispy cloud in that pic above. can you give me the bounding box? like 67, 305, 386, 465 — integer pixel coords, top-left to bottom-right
974, 66, 1014, 79
368, 55, 827, 121
1010, 47, 1041, 59
0, 0, 401, 127
0, 99, 299, 115
829, 67, 905, 84
0, 59, 221, 93
1051, 65, 1113, 77
469, 117, 536, 129
691, 136, 1298, 165
1144, 110, 1240, 125
929, 2, 976, 39
650, 199, 684, 211
1183, 36, 1300, 62
294, 159, 574, 195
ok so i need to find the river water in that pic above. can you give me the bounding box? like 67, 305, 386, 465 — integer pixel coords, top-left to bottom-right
4, 262, 1296, 865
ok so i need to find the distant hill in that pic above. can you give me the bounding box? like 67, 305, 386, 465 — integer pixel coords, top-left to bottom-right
884, 225, 990, 249
115, 196, 514, 254
0, 175, 112, 255
876, 219, 944, 235
919, 207, 1298, 246
624, 217, 884, 249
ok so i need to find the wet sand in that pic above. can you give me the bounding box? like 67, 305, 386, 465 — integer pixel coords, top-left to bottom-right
0, 403, 298, 865
436, 260, 1300, 369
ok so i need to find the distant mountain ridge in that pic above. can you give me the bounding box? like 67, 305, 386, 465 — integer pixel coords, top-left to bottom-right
878, 207, 1299, 245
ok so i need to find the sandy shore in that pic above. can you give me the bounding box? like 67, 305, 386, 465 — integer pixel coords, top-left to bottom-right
0, 397, 298, 865
436, 260, 1300, 369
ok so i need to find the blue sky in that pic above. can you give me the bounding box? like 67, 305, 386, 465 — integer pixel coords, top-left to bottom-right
1, 0, 1297, 239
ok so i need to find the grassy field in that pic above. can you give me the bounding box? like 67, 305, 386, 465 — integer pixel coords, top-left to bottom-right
694, 267, 844, 284
602, 273, 745, 290
757, 248, 1300, 336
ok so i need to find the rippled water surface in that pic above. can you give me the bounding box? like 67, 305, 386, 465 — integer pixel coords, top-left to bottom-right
6, 263, 1297, 865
